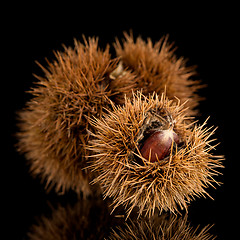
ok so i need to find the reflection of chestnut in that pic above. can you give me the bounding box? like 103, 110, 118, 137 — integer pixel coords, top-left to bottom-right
140, 129, 179, 162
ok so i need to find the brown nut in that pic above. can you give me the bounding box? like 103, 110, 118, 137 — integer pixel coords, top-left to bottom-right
140, 129, 179, 162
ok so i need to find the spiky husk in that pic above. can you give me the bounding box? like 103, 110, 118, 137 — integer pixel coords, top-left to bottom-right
89, 91, 223, 217
114, 33, 203, 115
17, 37, 136, 196
108, 214, 216, 240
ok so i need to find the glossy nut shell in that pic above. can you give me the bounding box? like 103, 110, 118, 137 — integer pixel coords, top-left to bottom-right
140, 129, 179, 162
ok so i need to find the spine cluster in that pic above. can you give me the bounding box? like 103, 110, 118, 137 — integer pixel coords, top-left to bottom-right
18, 33, 223, 218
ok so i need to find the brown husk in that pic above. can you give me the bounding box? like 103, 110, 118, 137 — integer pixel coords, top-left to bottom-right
17, 37, 136, 196
89, 91, 223, 217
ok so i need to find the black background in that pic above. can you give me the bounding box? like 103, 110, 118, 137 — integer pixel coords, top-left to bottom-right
5, 3, 238, 239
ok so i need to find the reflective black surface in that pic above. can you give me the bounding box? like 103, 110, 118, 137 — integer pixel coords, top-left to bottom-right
6, 5, 236, 239
26, 197, 217, 240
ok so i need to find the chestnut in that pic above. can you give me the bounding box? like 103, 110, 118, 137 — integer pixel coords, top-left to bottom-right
140, 129, 179, 162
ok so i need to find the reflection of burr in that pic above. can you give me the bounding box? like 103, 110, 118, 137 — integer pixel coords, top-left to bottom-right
27, 198, 215, 240
89, 92, 223, 217
28, 198, 114, 240
108, 214, 216, 240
